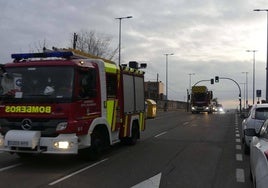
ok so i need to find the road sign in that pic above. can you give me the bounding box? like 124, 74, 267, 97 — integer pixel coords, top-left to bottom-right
256, 90, 262, 98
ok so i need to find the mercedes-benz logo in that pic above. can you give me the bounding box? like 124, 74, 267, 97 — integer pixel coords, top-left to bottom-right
21, 118, 32, 130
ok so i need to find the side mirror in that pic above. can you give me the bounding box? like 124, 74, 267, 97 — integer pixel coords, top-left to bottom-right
259, 119, 268, 136
244, 128, 258, 137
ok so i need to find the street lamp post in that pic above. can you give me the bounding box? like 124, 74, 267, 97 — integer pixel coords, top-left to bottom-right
242, 72, 249, 108
188, 73, 195, 91
187, 73, 195, 112
254, 9, 268, 101
240, 83, 246, 109
115, 16, 133, 66
164, 53, 174, 100
246, 50, 257, 104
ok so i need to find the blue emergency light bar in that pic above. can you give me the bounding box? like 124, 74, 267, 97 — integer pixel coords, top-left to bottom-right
11, 51, 74, 60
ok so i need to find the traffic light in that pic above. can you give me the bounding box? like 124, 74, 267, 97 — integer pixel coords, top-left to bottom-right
210, 78, 214, 84
215, 76, 219, 83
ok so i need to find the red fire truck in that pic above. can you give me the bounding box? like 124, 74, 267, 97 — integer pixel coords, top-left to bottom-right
191, 85, 213, 114
0, 49, 146, 159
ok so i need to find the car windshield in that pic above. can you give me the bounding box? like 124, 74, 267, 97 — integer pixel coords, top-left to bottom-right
0, 66, 74, 102
255, 108, 268, 120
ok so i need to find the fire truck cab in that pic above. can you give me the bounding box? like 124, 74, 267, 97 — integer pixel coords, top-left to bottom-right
0, 50, 146, 159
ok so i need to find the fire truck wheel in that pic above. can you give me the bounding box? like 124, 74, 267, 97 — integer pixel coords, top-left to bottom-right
123, 122, 140, 145
87, 131, 104, 161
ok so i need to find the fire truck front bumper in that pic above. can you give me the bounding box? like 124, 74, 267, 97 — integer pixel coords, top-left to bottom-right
0, 130, 78, 154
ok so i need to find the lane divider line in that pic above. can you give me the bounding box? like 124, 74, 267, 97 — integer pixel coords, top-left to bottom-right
155, 131, 167, 138
236, 154, 243, 161
49, 158, 108, 186
183, 122, 189, 126
235, 114, 245, 183
0, 163, 22, 172
236, 168, 245, 183
236, 145, 241, 150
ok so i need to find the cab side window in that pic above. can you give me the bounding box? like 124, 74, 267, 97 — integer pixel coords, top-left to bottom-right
106, 73, 117, 98
78, 69, 97, 98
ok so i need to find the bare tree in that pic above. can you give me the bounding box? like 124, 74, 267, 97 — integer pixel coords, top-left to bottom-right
71, 30, 118, 61
29, 39, 47, 53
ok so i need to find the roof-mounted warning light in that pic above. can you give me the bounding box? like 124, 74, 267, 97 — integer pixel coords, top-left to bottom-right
128, 61, 147, 69
11, 51, 74, 61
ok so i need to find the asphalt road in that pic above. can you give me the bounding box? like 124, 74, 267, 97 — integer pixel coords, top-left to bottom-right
0, 110, 253, 188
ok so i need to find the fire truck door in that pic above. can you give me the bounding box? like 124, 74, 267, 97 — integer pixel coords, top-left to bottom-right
106, 99, 118, 131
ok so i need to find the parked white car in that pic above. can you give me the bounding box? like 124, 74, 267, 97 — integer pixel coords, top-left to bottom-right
241, 104, 268, 154
250, 119, 268, 188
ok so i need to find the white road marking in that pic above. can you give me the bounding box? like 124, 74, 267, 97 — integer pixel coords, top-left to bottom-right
236, 154, 243, 161
236, 134, 240, 137
48, 158, 108, 186
235, 138, 241, 143
155, 132, 167, 138
131, 173, 161, 188
236, 168, 245, 182
236, 145, 241, 150
183, 122, 189, 126
0, 163, 22, 172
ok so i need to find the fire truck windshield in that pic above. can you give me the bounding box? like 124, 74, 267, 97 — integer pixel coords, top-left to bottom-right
0, 66, 74, 102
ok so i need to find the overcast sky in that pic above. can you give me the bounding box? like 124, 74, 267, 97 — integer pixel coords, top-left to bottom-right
1, 0, 268, 108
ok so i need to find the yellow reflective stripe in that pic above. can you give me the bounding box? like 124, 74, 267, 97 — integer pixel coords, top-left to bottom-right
106, 100, 114, 127
124, 115, 128, 137
111, 100, 118, 131
105, 62, 117, 74
139, 112, 145, 131
106, 100, 118, 131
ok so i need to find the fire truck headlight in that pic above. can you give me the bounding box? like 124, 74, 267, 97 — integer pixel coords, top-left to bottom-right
54, 141, 72, 149
56, 122, 68, 131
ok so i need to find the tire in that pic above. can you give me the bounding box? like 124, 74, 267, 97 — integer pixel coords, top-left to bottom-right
79, 131, 104, 161
129, 123, 139, 145
122, 123, 140, 145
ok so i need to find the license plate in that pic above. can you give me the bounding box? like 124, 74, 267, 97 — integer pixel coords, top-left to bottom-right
8, 140, 29, 147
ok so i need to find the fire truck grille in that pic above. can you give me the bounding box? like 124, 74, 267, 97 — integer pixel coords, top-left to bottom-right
0, 118, 65, 137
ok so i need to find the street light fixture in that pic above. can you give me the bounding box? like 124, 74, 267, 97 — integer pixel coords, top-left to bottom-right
115, 16, 133, 66
164, 53, 174, 100
242, 72, 249, 108
254, 9, 268, 101
246, 50, 257, 104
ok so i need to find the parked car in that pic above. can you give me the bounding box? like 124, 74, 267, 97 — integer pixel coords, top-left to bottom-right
241, 104, 268, 154
249, 119, 268, 188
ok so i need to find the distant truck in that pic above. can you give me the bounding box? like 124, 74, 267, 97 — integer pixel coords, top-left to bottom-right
191, 86, 213, 114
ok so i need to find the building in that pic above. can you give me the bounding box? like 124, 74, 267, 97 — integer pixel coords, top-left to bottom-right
144, 81, 165, 101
